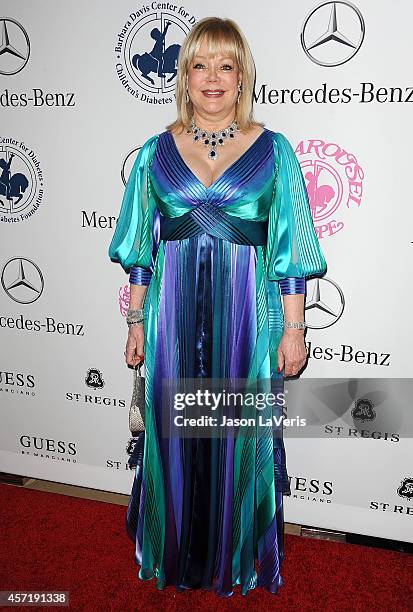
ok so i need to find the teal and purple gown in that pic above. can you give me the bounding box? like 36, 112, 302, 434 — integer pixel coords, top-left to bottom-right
108, 127, 327, 596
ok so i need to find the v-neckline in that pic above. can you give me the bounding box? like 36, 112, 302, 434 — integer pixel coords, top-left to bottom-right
167, 127, 268, 191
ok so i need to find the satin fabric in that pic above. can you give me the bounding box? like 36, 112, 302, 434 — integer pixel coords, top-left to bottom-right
279, 276, 306, 295
108, 127, 327, 596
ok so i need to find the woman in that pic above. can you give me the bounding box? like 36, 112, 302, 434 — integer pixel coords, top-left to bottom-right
108, 17, 326, 597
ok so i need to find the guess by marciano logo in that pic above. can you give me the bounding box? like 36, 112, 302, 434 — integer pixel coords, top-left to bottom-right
114, 4, 196, 103
296, 137, 364, 240
0, 138, 44, 223
20, 435, 77, 463
0, 369, 36, 398
289, 475, 334, 503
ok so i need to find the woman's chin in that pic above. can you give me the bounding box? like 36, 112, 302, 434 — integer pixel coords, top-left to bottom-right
193, 100, 235, 118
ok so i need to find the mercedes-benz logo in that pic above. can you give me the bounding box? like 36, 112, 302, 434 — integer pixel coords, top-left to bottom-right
1, 257, 44, 303
305, 277, 345, 329
121, 147, 141, 187
0, 18, 30, 75
301, 1, 365, 67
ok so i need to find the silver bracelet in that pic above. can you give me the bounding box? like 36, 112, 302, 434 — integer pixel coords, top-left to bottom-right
126, 307, 144, 325
285, 321, 306, 330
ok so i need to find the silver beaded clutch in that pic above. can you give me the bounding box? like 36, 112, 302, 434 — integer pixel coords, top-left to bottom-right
129, 361, 145, 435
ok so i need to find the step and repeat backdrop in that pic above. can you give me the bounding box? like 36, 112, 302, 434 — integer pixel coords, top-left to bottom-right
1, 1, 412, 543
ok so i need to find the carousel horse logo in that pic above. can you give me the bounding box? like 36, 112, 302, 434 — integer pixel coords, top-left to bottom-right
85, 368, 105, 389
0, 153, 29, 205
397, 478, 413, 500
0, 18, 31, 75
118, 283, 130, 317
131, 21, 179, 86
0, 140, 44, 222
114, 5, 195, 102
351, 398, 376, 423
295, 137, 364, 240
301, 1, 365, 67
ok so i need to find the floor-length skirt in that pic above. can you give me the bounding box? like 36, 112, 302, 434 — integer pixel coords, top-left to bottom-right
126, 233, 291, 597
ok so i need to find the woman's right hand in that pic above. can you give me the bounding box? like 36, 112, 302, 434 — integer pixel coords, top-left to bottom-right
124, 323, 144, 366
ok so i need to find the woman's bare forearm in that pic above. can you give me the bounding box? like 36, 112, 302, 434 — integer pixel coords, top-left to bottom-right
129, 284, 148, 309
282, 294, 305, 335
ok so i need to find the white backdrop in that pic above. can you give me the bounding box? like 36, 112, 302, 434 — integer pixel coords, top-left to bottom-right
1, 0, 412, 543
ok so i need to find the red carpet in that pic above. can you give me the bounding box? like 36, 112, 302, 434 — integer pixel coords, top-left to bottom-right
0, 483, 412, 611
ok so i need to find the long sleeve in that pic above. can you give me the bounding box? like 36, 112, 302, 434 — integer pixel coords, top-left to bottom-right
265, 131, 327, 282
108, 134, 160, 282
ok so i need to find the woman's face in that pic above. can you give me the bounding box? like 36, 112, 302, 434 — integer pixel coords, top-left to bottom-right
187, 37, 240, 121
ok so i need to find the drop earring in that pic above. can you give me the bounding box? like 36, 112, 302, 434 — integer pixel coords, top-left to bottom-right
236, 82, 242, 103
185, 77, 190, 104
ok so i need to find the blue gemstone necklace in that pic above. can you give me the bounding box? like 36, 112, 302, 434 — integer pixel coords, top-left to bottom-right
188, 117, 239, 160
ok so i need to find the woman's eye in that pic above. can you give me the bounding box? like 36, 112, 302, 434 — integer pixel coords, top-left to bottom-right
222, 64, 234, 70
193, 63, 204, 69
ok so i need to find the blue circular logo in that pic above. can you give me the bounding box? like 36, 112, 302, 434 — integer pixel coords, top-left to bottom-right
114, 5, 196, 103
0, 138, 44, 222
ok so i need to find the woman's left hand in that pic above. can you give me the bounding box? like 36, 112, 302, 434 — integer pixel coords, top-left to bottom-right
277, 330, 307, 377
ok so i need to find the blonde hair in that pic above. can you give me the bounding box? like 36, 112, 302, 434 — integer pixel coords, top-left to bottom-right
166, 17, 263, 134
